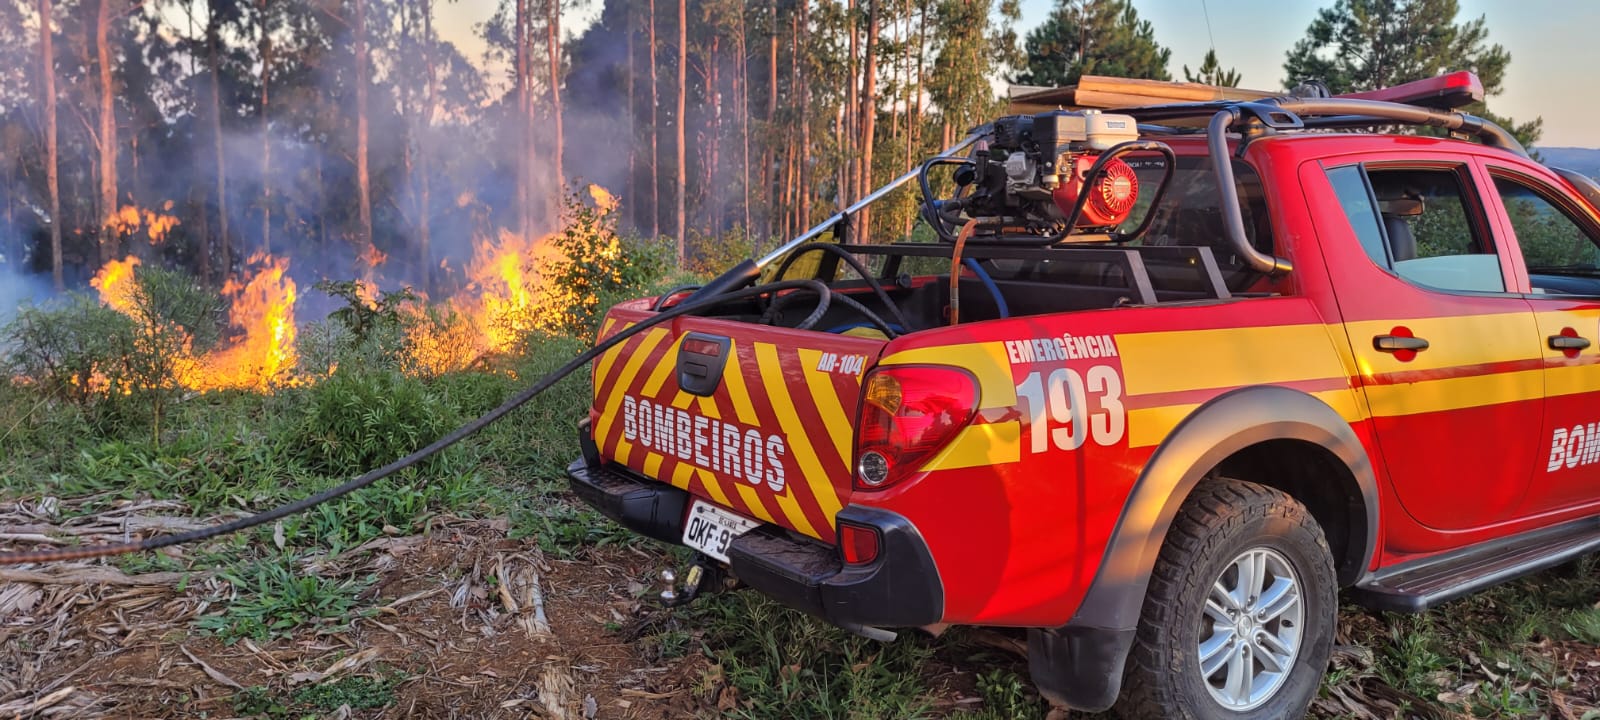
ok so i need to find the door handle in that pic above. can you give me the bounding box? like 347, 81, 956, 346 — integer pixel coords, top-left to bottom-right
1549, 334, 1592, 351
1373, 335, 1429, 353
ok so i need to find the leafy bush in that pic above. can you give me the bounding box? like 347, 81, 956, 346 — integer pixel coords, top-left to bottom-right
4, 295, 139, 408
293, 368, 462, 474
3, 265, 224, 439
543, 191, 674, 336
688, 225, 762, 277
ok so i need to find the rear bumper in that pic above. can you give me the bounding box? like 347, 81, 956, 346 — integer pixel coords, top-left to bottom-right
566, 456, 944, 629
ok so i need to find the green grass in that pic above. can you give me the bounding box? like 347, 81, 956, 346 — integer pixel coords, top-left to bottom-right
233, 667, 406, 717
195, 555, 374, 643
686, 592, 940, 719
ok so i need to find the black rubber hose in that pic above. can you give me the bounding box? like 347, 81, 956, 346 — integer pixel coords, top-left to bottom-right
757, 282, 834, 331
0, 278, 832, 565
759, 282, 898, 339
769, 242, 913, 331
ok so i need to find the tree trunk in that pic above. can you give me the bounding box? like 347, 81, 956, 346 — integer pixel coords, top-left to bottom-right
795, 4, 809, 232
516, 0, 530, 239
906, 0, 925, 237
40, 0, 62, 290
737, 7, 749, 236
96, 0, 117, 263
675, 0, 686, 264
625, 0, 635, 229
846, 0, 859, 207
708, 34, 718, 236
647, 0, 659, 238
547, 0, 562, 207
857, 0, 877, 242
207, 3, 226, 282
765, 0, 777, 239
419, 0, 435, 291
354, 0, 372, 252
259, 0, 272, 254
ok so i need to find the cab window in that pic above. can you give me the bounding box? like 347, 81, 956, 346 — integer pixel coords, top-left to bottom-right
1325, 164, 1504, 293
1493, 175, 1600, 296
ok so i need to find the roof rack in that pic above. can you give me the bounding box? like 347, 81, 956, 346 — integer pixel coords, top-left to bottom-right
1097, 73, 1528, 276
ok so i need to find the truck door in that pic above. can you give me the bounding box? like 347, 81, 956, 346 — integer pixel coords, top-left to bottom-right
1316, 159, 1544, 532
1480, 163, 1600, 515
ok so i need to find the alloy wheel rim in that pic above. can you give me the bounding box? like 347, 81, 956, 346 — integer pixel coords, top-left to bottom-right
1197, 546, 1304, 711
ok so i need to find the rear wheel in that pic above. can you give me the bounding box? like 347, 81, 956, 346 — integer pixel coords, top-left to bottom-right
1117, 480, 1336, 720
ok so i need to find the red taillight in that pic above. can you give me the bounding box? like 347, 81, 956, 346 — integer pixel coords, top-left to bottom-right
854, 366, 978, 490
682, 337, 722, 356
838, 522, 881, 564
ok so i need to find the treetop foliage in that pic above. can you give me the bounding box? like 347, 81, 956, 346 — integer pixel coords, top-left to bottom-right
1017, 0, 1171, 87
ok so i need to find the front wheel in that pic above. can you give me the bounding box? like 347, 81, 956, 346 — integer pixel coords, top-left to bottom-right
1117, 480, 1336, 720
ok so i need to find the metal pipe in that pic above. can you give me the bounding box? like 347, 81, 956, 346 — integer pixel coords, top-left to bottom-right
1207, 108, 1293, 275
1270, 97, 1529, 158
757, 132, 983, 267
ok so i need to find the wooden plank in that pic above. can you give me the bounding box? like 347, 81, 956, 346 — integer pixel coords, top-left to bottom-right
1076, 75, 1276, 102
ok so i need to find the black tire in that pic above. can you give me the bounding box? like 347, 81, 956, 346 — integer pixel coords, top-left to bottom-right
1116, 479, 1336, 720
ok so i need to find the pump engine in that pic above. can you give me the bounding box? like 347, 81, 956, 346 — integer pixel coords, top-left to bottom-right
924, 110, 1152, 242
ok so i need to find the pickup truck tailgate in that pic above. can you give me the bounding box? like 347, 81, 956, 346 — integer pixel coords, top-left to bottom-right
588, 304, 886, 542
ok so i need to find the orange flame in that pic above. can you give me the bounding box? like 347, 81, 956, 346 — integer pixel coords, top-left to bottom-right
360, 243, 388, 268
90, 254, 298, 393
186, 254, 298, 391
83, 184, 618, 389
105, 202, 179, 245
90, 256, 143, 315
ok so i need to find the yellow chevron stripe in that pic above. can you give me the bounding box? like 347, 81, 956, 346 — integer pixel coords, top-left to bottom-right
682, 353, 811, 535
796, 349, 857, 469
1118, 324, 1348, 396
595, 327, 669, 466
920, 421, 1022, 471
591, 320, 632, 400
731, 478, 782, 525
643, 452, 664, 479
755, 342, 843, 530
639, 339, 681, 399
1127, 388, 1363, 449
878, 342, 1016, 409
669, 461, 693, 490
721, 342, 762, 424
1534, 307, 1600, 399
696, 468, 736, 508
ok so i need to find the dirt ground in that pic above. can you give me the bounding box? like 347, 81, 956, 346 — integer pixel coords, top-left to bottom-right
0, 515, 738, 718
6, 505, 1600, 719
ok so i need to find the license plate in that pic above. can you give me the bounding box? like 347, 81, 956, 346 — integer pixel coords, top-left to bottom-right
682, 499, 759, 562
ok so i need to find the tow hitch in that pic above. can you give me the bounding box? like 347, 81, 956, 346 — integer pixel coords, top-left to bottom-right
658, 555, 725, 607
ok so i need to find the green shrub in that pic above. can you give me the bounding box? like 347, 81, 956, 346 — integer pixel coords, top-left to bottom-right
196, 556, 371, 642
293, 368, 462, 474
4, 295, 139, 410
544, 191, 674, 336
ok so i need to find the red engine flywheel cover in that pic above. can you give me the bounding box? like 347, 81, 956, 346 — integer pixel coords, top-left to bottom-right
1053, 156, 1140, 227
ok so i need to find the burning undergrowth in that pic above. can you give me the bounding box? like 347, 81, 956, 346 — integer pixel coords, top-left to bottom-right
15, 185, 659, 403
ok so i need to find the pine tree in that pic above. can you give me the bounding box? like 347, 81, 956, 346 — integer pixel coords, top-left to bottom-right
1284, 0, 1541, 147
1018, 0, 1170, 87
1184, 49, 1240, 87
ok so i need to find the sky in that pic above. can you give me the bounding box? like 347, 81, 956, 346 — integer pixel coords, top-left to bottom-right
433, 0, 1599, 148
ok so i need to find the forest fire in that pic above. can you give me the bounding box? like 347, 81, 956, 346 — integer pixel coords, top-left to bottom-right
105, 203, 180, 244
185, 255, 299, 392
81, 186, 617, 391
89, 254, 298, 393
